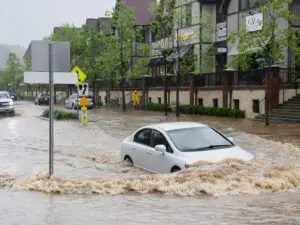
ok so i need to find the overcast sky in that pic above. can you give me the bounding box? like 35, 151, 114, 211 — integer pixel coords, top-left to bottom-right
0, 0, 116, 48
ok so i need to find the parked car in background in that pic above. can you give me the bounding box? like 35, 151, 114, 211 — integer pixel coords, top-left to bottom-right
121, 122, 254, 173
64, 94, 94, 110
0, 91, 15, 115
9, 93, 17, 101
35, 93, 49, 105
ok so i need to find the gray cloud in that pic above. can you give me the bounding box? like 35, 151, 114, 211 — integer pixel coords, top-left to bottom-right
0, 0, 116, 47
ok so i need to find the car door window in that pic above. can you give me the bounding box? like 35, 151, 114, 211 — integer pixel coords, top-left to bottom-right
134, 129, 152, 146
151, 130, 173, 153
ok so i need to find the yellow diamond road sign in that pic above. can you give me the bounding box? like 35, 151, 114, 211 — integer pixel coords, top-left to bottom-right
71, 66, 87, 84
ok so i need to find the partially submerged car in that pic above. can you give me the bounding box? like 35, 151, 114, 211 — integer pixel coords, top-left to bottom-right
64, 94, 94, 110
0, 91, 15, 115
121, 122, 254, 173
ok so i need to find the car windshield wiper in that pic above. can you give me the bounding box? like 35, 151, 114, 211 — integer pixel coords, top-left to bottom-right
185, 144, 233, 152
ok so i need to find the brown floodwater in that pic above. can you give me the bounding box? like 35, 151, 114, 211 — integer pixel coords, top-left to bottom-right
0, 102, 300, 224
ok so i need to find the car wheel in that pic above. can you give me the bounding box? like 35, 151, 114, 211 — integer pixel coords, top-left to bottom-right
171, 166, 181, 173
124, 156, 133, 166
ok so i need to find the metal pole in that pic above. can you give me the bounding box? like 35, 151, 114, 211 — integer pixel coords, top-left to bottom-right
49, 43, 54, 176
77, 90, 79, 121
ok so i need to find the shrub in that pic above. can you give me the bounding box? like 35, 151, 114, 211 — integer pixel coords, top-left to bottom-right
95, 100, 104, 107
42, 109, 78, 120
144, 103, 169, 112
144, 103, 245, 118
18, 95, 34, 101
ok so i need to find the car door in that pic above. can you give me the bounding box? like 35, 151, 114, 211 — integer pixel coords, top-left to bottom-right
130, 128, 153, 170
65, 95, 71, 108
146, 129, 175, 173
67, 94, 76, 108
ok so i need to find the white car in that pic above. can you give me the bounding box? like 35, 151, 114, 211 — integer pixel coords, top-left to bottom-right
65, 94, 94, 110
121, 122, 254, 173
0, 91, 15, 115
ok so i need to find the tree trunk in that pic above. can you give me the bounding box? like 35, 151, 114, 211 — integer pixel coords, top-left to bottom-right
265, 66, 271, 126
93, 81, 97, 102
176, 32, 180, 118
122, 81, 126, 111
164, 61, 168, 116
176, 72, 180, 117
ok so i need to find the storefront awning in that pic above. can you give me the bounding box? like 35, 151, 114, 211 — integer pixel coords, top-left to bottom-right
166, 44, 193, 62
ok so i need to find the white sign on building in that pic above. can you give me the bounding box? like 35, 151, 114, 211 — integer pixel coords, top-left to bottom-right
246, 13, 263, 32
217, 22, 227, 38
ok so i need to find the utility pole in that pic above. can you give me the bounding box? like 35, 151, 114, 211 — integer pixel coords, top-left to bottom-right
176, 26, 180, 117
48, 43, 54, 177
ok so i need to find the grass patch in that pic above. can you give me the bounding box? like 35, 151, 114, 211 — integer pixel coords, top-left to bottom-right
144, 103, 245, 118
42, 109, 78, 120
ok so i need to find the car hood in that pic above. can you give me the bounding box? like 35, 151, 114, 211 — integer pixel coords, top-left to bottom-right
180, 146, 254, 164
0, 99, 10, 103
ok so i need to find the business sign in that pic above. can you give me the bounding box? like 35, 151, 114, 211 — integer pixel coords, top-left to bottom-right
246, 13, 263, 32
217, 22, 227, 38
217, 47, 227, 53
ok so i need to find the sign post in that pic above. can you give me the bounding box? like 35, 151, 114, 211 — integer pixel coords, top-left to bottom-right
49, 43, 54, 176
23, 40, 73, 178
78, 85, 89, 125
71, 66, 88, 125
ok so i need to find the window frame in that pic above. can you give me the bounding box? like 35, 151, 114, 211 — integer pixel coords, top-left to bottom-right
185, 3, 192, 27
150, 129, 174, 153
133, 128, 152, 147
239, 0, 261, 11
234, 99, 240, 110
252, 99, 260, 113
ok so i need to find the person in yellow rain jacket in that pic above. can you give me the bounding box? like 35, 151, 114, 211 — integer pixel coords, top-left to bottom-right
132, 90, 140, 109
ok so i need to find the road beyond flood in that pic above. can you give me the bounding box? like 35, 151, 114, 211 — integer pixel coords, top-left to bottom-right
1, 101, 300, 225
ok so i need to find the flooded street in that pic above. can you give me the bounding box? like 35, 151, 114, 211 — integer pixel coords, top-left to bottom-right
1, 101, 300, 224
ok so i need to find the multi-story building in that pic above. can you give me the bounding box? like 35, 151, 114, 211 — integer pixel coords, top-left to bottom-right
144, 0, 300, 119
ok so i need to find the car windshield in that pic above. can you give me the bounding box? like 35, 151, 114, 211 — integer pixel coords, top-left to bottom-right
167, 127, 233, 152
0, 93, 9, 99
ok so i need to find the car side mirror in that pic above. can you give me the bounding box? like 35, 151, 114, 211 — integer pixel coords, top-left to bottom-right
155, 145, 166, 154
228, 137, 234, 142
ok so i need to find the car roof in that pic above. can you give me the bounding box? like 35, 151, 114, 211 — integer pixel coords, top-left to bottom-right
147, 122, 207, 132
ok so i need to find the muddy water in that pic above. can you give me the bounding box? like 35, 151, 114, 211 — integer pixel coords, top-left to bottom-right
0, 102, 300, 224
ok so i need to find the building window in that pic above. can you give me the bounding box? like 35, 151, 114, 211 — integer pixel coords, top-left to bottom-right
213, 99, 218, 108
252, 99, 260, 113
240, 0, 262, 10
234, 99, 240, 110
185, 4, 192, 27
198, 98, 203, 106
240, 0, 248, 10
158, 97, 162, 104
149, 97, 152, 103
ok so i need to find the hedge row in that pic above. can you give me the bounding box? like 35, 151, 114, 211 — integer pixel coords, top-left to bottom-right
144, 103, 245, 118
95, 100, 104, 107
18, 96, 35, 101
42, 109, 78, 120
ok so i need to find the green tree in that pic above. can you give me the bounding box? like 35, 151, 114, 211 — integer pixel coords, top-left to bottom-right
227, 0, 299, 126
111, 0, 139, 111
1, 53, 23, 94
151, 0, 175, 116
